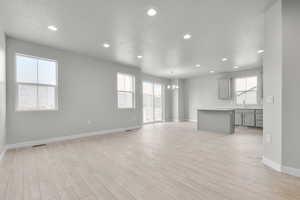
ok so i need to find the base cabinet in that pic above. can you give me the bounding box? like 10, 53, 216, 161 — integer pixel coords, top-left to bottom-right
255, 110, 263, 128
243, 110, 256, 126
235, 109, 263, 128
235, 110, 243, 126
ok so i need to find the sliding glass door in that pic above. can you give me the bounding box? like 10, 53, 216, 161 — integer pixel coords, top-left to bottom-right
143, 82, 154, 123
143, 82, 163, 123
154, 84, 162, 121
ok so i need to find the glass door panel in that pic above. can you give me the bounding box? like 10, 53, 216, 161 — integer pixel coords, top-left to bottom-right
143, 82, 154, 123
154, 84, 162, 121
143, 82, 163, 123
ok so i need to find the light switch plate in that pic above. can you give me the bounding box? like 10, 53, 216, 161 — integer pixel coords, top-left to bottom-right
266, 96, 274, 104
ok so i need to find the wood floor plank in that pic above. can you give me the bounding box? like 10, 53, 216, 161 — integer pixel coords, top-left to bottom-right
1, 122, 300, 200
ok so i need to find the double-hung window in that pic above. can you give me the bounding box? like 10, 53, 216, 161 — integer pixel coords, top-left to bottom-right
235, 76, 258, 105
16, 54, 58, 111
117, 73, 135, 109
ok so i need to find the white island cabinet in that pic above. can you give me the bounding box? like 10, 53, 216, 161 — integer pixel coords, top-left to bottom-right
197, 109, 235, 134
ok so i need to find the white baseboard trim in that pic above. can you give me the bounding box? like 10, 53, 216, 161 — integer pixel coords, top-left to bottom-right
282, 166, 300, 178
262, 156, 300, 177
262, 156, 282, 172
182, 119, 197, 122
6, 125, 142, 150
0, 147, 7, 161
5, 127, 300, 178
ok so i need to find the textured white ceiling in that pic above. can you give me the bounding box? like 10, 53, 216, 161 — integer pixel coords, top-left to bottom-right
0, 0, 274, 78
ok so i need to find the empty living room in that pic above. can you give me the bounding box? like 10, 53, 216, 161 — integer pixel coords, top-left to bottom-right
0, 0, 300, 199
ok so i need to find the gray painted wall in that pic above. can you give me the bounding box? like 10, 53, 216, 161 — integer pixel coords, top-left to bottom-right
178, 79, 185, 122
169, 79, 185, 122
282, 0, 300, 169
171, 79, 179, 121
0, 29, 6, 152
264, 0, 300, 171
263, 0, 282, 165
6, 37, 146, 144
183, 68, 263, 121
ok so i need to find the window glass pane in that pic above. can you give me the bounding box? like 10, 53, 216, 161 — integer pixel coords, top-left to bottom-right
236, 92, 246, 105
16, 55, 37, 83
38, 86, 56, 110
124, 75, 133, 91
38, 59, 57, 85
143, 82, 154, 123
154, 84, 162, 121
18, 84, 37, 110
117, 73, 125, 91
118, 91, 133, 108
143, 93, 154, 123
235, 78, 246, 91
154, 84, 162, 97
246, 76, 257, 90
143, 82, 163, 123
118, 73, 135, 109
118, 73, 134, 92
154, 96, 162, 121
16, 55, 58, 111
143, 82, 153, 95
235, 76, 258, 105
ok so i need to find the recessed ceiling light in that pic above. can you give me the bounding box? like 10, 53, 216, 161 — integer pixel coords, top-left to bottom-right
222, 58, 228, 62
137, 55, 143, 59
234, 66, 239, 69
147, 8, 157, 16
48, 25, 58, 31
103, 43, 110, 48
195, 64, 201, 68
209, 70, 215, 73
183, 34, 192, 40
257, 49, 264, 54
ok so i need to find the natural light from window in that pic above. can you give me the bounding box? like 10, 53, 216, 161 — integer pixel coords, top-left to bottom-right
117, 73, 135, 109
16, 54, 58, 111
235, 76, 258, 105
143, 82, 163, 123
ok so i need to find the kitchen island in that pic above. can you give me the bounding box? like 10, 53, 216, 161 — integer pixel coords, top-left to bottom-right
197, 109, 235, 134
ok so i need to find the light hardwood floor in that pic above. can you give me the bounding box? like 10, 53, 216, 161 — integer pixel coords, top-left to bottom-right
1, 122, 300, 200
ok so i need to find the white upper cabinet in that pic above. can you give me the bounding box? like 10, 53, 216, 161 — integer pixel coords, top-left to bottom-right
218, 78, 232, 100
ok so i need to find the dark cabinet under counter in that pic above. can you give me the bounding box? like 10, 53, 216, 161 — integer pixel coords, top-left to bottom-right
234, 109, 263, 128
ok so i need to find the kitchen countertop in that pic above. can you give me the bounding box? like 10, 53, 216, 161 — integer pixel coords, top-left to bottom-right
234, 108, 263, 110
198, 107, 263, 111
198, 108, 235, 111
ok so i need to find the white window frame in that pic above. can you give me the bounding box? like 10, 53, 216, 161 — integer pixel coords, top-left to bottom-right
117, 72, 135, 109
234, 75, 258, 105
15, 53, 59, 112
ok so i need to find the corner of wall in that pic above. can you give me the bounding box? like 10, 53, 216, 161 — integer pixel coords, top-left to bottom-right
0, 28, 7, 160
262, 156, 282, 172
262, 0, 283, 175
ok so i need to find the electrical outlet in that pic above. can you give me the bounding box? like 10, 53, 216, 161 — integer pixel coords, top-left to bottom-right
265, 134, 272, 143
